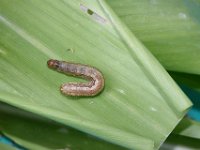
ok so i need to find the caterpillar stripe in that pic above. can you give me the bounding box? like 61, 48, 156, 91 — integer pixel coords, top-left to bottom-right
47, 59, 104, 96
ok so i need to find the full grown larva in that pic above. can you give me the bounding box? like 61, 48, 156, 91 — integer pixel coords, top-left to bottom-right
47, 59, 104, 96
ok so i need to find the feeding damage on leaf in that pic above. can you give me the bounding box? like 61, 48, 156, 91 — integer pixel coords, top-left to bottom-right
80, 4, 107, 24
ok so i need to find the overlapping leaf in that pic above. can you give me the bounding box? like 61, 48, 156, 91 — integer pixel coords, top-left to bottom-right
0, 0, 192, 149
108, 0, 200, 75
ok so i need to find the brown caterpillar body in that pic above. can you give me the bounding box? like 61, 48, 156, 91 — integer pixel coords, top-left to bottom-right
47, 59, 104, 96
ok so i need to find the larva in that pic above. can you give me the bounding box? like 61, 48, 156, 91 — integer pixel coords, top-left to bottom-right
47, 59, 104, 96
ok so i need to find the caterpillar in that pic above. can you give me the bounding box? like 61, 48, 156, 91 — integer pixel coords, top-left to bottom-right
47, 59, 104, 96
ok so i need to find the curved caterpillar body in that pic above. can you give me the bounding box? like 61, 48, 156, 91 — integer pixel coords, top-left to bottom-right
47, 59, 104, 96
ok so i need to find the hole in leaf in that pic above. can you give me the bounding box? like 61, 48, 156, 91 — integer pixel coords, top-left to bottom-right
87, 9, 94, 15
80, 4, 107, 24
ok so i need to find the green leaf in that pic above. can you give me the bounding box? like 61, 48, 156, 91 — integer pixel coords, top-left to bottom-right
1, 103, 200, 150
107, 0, 200, 75
0, 0, 192, 149
160, 134, 200, 150
173, 118, 200, 139
0, 103, 126, 150
3, 103, 200, 150
0, 143, 17, 150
